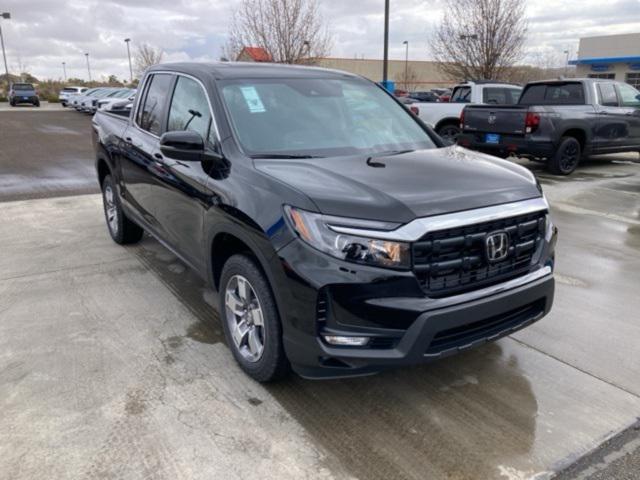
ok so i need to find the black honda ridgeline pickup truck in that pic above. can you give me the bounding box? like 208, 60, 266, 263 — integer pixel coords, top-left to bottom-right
92, 63, 557, 381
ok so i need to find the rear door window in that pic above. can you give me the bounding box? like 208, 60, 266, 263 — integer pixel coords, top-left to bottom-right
597, 83, 619, 107
451, 86, 471, 103
137, 73, 174, 136
483, 87, 522, 105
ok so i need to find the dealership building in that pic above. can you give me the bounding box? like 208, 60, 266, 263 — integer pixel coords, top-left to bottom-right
569, 32, 640, 88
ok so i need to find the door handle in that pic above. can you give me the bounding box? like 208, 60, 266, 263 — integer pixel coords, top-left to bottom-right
154, 153, 163, 160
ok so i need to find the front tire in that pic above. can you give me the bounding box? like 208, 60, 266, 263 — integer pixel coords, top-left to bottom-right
101, 174, 144, 244
219, 254, 290, 382
548, 136, 581, 175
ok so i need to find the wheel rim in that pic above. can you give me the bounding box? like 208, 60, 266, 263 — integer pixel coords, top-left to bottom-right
439, 126, 460, 143
560, 143, 579, 172
224, 275, 265, 363
104, 185, 118, 234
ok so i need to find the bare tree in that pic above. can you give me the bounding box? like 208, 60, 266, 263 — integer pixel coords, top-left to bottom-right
225, 0, 332, 64
430, 0, 527, 82
134, 43, 164, 77
395, 66, 420, 91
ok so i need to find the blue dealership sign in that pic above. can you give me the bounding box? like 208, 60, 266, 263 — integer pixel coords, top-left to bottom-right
591, 64, 610, 72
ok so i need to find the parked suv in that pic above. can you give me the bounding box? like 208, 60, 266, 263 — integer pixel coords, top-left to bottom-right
9, 83, 40, 107
92, 63, 557, 381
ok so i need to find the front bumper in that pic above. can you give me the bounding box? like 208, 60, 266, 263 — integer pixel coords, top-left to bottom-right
458, 133, 555, 159
277, 221, 556, 379
12, 96, 38, 104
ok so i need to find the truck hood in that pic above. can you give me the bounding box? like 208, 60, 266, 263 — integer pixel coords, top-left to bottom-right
254, 146, 541, 224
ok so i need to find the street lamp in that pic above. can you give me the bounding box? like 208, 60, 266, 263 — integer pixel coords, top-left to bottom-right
402, 40, 409, 90
124, 38, 133, 83
85, 53, 92, 82
62, 62, 67, 82
1, 12, 11, 93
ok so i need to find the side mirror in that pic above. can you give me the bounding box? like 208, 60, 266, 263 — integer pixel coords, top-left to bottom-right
160, 130, 204, 161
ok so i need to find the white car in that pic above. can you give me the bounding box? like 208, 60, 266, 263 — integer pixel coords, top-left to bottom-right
96, 89, 136, 113
415, 81, 522, 142
59, 86, 88, 107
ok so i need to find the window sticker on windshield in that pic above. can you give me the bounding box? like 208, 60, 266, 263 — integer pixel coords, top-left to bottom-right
240, 86, 266, 113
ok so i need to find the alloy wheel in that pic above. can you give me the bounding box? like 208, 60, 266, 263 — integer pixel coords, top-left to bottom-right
104, 185, 119, 235
224, 275, 265, 362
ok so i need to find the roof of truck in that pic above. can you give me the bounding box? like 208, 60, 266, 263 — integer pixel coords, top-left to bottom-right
147, 61, 360, 80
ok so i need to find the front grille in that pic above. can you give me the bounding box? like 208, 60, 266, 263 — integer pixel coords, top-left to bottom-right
412, 210, 546, 297
425, 299, 546, 355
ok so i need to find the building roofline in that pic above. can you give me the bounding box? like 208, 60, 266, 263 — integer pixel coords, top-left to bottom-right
569, 56, 640, 65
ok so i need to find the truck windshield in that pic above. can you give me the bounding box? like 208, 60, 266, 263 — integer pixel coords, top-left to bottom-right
220, 77, 436, 158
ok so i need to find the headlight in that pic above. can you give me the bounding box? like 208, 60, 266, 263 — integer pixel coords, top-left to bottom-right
284, 206, 411, 269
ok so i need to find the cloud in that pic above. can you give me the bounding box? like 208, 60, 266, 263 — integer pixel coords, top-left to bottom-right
0, 0, 637, 80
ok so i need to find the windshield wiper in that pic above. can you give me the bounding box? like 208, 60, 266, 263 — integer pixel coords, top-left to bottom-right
367, 149, 414, 158
250, 154, 324, 159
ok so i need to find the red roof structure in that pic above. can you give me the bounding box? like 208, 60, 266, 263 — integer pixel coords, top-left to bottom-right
237, 47, 273, 63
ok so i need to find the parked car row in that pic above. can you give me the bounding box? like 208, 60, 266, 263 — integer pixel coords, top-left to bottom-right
62, 86, 136, 114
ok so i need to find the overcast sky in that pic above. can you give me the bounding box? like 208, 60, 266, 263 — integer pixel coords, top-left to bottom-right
1, 0, 639, 81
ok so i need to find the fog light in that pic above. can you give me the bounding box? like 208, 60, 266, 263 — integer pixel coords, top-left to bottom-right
323, 335, 369, 346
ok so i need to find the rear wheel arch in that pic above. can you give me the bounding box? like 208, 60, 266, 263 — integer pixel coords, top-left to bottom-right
559, 128, 588, 152
435, 117, 460, 132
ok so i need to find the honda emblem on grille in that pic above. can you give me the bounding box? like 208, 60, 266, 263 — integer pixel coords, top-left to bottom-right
488, 113, 497, 125
486, 231, 510, 263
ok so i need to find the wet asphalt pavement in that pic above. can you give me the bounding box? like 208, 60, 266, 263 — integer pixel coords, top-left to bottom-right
0, 107, 98, 201
1, 109, 640, 479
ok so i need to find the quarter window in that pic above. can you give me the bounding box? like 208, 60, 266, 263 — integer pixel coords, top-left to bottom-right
167, 76, 215, 144
597, 83, 618, 107
137, 74, 174, 136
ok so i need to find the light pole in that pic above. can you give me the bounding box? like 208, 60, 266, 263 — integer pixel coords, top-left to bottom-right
402, 40, 409, 90
1, 12, 11, 93
382, 0, 389, 86
62, 62, 67, 82
124, 38, 133, 83
563, 49, 570, 77
460, 34, 478, 80
85, 53, 92, 82
303, 40, 311, 63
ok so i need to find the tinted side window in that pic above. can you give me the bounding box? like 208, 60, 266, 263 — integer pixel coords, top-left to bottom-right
597, 83, 618, 107
544, 83, 585, 104
483, 87, 521, 105
138, 74, 174, 136
167, 76, 215, 144
617, 83, 640, 107
519, 83, 585, 105
451, 87, 471, 103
